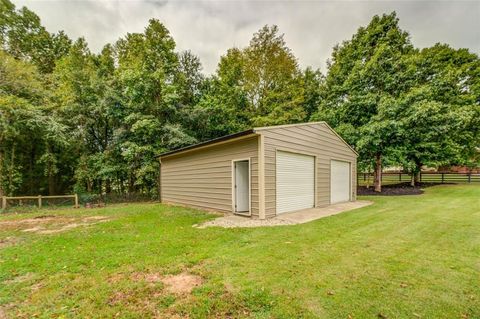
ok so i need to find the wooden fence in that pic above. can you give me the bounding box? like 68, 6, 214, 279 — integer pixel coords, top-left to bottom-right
358, 172, 480, 186
1, 194, 79, 210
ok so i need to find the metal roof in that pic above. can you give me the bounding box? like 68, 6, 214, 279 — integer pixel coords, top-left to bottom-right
158, 129, 255, 157
157, 121, 358, 158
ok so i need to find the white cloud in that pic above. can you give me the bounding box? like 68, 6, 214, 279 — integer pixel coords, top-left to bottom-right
12, 0, 480, 74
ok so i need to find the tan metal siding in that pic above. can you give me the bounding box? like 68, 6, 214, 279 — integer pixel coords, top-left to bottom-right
261, 123, 357, 218
161, 136, 259, 216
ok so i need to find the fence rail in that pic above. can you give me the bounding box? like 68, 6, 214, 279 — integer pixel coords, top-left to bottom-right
1, 194, 79, 210
358, 172, 480, 186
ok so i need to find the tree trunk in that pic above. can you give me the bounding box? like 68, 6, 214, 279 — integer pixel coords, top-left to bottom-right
46, 145, 55, 196
373, 153, 382, 193
411, 162, 422, 187
0, 148, 4, 199
128, 174, 135, 197
87, 180, 92, 193
8, 144, 15, 196
48, 173, 55, 195
414, 162, 422, 185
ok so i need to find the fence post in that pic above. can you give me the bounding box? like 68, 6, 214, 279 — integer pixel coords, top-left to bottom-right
2, 196, 6, 210
468, 173, 471, 183
420, 172, 422, 182
399, 173, 401, 181
74, 194, 79, 208
441, 173, 444, 184
38, 195, 42, 208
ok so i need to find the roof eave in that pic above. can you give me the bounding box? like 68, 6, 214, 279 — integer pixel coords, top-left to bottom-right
157, 129, 256, 158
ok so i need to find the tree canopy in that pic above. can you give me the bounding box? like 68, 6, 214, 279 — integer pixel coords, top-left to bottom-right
0, 3, 478, 197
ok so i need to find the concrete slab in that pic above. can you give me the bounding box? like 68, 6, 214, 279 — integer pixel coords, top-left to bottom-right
195, 200, 372, 228
274, 200, 372, 224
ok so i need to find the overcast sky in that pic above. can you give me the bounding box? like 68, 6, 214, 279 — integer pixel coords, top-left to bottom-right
12, 0, 480, 74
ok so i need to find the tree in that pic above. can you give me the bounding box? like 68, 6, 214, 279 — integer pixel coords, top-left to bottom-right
113, 19, 195, 195
301, 67, 324, 119
191, 48, 250, 140
242, 25, 305, 126
312, 12, 414, 192
0, 0, 71, 73
193, 25, 306, 141
51, 39, 116, 194
176, 50, 205, 107
396, 45, 480, 184
0, 50, 66, 196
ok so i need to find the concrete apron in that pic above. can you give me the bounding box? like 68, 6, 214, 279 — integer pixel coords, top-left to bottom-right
275, 200, 372, 224
195, 200, 373, 228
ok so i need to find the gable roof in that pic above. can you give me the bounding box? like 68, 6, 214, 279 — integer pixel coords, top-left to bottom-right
158, 121, 358, 158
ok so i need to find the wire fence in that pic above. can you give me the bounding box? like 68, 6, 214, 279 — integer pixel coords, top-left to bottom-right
1, 192, 156, 211
1, 195, 79, 211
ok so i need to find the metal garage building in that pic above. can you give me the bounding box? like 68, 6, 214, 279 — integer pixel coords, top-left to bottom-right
158, 122, 358, 219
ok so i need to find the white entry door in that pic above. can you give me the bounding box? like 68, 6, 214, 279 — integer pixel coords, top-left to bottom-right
330, 160, 351, 204
276, 151, 315, 214
234, 160, 250, 213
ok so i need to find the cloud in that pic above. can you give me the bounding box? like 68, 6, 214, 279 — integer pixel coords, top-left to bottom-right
12, 0, 480, 74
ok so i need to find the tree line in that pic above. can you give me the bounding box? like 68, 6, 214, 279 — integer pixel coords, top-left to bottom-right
0, 0, 478, 197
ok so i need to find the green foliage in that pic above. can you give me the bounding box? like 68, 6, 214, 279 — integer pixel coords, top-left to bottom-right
0, 0, 71, 73
0, 4, 478, 196
312, 12, 480, 183
192, 25, 309, 141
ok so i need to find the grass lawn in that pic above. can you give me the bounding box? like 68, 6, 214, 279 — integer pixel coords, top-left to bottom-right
0, 185, 479, 318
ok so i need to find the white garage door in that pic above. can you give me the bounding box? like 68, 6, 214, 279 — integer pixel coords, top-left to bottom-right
276, 151, 315, 214
330, 160, 351, 204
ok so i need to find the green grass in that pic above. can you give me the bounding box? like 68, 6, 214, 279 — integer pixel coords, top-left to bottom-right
1, 185, 479, 318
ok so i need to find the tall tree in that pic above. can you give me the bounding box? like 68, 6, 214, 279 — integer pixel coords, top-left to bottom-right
312, 12, 414, 192
0, 0, 71, 73
396, 45, 480, 184
0, 50, 66, 196
113, 19, 195, 195
194, 25, 306, 141
51, 39, 116, 194
301, 67, 324, 119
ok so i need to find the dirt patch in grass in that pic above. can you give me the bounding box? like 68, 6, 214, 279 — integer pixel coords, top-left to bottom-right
161, 272, 203, 295
0, 215, 111, 234
0, 216, 73, 227
4, 272, 37, 284
357, 182, 448, 196
0, 236, 19, 249
130, 271, 203, 295
107, 287, 165, 317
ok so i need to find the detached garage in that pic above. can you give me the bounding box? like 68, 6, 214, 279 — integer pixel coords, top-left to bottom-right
158, 122, 357, 219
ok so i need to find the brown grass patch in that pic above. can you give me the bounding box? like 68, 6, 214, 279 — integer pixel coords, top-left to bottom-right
0, 215, 110, 234
0, 236, 19, 249
4, 273, 37, 284
130, 271, 203, 295
161, 272, 203, 295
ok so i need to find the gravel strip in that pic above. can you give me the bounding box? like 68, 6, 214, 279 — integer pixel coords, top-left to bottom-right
195, 216, 296, 228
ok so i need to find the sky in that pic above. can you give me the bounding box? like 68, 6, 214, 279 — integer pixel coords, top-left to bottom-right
12, 0, 480, 74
